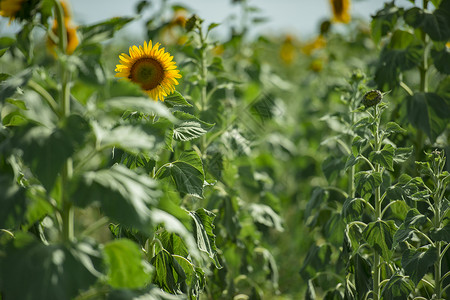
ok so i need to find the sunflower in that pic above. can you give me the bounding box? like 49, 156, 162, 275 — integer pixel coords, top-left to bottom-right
330, 0, 351, 24
279, 35, 297, 65
115, 41, 182, 102
301, 35, 326, 56
0, 0, 26, 22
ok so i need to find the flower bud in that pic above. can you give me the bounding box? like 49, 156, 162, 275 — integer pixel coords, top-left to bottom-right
362, 90, 382, 108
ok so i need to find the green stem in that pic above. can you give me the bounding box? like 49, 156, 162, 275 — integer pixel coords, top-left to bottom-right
28, 80, 59, 115
54, 0, 74, 243
198, 25, 208, 154
372, 105, 382, 300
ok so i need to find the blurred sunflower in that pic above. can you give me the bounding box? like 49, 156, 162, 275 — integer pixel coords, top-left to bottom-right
301, 35, 326, 56
115, 40, 182, 102
330, 0, 351, 24
0, 0, 26, 22
47, 1, 79, 55
279, 35, 297, 65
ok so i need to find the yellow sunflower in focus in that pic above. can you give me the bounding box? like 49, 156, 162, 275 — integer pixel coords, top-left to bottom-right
330, 0, 351, 24
0, 0, 25, 22
115, 41, 182, 102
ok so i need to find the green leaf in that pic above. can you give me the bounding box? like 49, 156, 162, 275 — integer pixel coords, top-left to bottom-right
430, 224, 450, 242
158, 150, 205, 198
158, 230, 189, 258
403, 208, 427, 228
79, 17, 136, 45
342, 198, 366, 223
371, 2, 402, 44
431, 47, 450, 74
305, 279, 316, 300
94, 123, 164, 155
351, 136, 367, 156
172, 111, 214, 142
73, 165, 160, 234
11, 115, 89, 191
353, 253, 372, 300
189, 208, 221, 268
375, 43, 422, 90
151, 250, 186, 294
369, 143, 395, 171
300, 244, 332, 280
207, 22, 220, 32
164, 91, 192, 107
363, 220, 396, 259
401, 246, 437, 286
355, 171, 383, 200
381, 275, 414, 300
404, 4, 450, 41
0, 174, 26, 228
0, 233, 102, 300
393, 146, 413, 163
388, 30, 415, 49
104, 97, 176, 121
344, 154, 361, 171
0, 69, 32, 102
385, 121, 407, 135
248, 203, 284, 231
407, 92, 450, 141
104, 239, 151, 289
173, 121, 208, 141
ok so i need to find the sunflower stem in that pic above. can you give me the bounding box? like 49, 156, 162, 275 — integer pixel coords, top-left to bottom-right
372, 105, 382, 300
198, 25, 208, 154
54, 0, 74, 243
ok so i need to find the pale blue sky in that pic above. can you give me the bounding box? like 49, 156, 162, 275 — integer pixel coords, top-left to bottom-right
1, 0, 415, 39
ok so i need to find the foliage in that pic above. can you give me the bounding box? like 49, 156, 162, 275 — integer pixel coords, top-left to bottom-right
0, 0, 449, 299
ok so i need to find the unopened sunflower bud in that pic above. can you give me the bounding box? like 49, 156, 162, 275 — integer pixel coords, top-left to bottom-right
185, 14, 200, 32
362, 90, 383, 108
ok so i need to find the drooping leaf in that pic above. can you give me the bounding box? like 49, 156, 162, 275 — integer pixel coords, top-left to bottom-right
363, 220, 397, 259
151, 249, 186, 294
401, 246, 437, 286
248, 203, 284, 231
189, 208, 221, 268
104, 239, 151, 289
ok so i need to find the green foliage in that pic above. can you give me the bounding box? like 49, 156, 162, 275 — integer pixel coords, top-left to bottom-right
1, 0, 449, 299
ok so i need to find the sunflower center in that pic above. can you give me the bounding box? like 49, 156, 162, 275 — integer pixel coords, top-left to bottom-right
129, 57, 165, 91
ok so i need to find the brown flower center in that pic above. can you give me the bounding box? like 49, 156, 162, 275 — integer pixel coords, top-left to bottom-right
129, 57, 165, 90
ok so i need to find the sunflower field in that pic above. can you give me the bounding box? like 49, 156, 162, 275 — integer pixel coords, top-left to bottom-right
0, 0, 449, 299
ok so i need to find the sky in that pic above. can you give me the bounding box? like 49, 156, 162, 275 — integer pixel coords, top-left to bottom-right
1, 0, 415, 40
